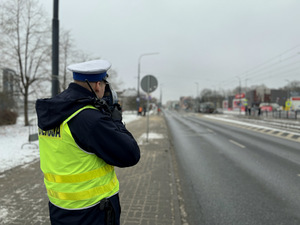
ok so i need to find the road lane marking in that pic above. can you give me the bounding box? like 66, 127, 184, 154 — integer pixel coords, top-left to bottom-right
229, 139, 246, 148
207, 129, 214, 133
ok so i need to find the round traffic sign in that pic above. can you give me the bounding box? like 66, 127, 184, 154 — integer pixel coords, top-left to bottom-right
141, 75, 158, 93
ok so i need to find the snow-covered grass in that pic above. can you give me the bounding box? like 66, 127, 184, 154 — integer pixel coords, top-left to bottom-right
0, 118, 40, 173
122, 111, 141, 124
0, 112, 140, 173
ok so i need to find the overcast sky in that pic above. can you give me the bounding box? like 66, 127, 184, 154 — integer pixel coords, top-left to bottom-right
41, 0, 300, 103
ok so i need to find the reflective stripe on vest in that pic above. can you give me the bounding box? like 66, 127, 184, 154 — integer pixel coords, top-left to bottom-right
39, 105, 119, 209
44, 163, 114, 183
46, 173, 118, 201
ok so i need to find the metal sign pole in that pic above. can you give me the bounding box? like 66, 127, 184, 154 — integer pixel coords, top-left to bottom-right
146, 75, 150, 142
140, 74, 158, 143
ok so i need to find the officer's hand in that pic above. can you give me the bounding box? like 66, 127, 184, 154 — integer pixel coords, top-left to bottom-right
111, 106, 122, 121
114, 103, 122, 111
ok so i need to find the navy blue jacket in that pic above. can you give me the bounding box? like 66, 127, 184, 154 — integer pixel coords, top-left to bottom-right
36, 83, 140, 225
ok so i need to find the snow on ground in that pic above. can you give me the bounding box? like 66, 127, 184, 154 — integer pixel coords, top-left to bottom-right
122, 111, 140, 124
0, 111, 140, 173
0, 117, 40, 173
137, 133, 164, 145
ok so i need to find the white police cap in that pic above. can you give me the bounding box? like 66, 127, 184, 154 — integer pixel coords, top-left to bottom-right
67, 59, 111, 82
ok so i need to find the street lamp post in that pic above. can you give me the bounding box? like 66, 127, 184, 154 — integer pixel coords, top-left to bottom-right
159, 83, 164, 108
195, 82, 199, 97
195, 82, 199, 112
52, 0, 59, 97
137, 52, 159, 114
285, 79, 290, 100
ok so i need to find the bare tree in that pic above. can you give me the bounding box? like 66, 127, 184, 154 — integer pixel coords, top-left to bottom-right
59, 32, 109, 91
59, 42, 123, 92
200, 88, 213, 102
56, 26, 124, 94
107, 69, 123, 91
59, 29, 76, 91
284, 80, 300, 93
0, 0, 51, 125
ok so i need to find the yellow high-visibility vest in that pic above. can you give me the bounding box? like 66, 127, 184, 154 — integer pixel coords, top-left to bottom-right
39, 105, 119, 209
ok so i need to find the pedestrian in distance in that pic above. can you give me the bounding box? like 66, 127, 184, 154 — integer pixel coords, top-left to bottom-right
36, 59, 140, 225
138, 106, 143, 115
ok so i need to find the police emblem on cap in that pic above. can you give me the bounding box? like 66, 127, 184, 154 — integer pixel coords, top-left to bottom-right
67, 59, 111, 82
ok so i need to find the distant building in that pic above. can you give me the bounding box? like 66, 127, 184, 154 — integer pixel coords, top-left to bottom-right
0, 68, 20, 111
179, 96, 194, 111
118, 88, 136, 111
223, 87, 290, 112
166, 100, 179, 110
246, 87, 288, 107
120, 88, 137, 98
270, 89, 288, 106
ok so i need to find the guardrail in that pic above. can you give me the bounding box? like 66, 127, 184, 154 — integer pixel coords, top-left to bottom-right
259, 110, 299, 120
21, 118, 38, 149
221, 110, 300, 132
221, 109, 300, 120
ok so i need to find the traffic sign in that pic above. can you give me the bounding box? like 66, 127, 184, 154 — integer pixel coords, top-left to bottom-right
141, 75, 158, 93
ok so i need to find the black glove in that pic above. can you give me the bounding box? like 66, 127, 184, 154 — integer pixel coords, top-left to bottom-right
92, 98, 112, 115
111, 104, 122, 121
112, 103, 122, 111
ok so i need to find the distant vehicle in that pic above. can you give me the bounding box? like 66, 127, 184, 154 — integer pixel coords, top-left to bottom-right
290, 97, 300, 112
259, 103, 281, 112
199, 102, 215, 113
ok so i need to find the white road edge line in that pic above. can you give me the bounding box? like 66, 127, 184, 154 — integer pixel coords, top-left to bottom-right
229, 139, 246, 148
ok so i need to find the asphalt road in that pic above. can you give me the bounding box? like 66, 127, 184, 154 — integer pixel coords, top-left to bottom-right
165, 110, 300, 225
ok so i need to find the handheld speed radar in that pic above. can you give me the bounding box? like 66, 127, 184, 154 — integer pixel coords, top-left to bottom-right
102, 84, 119, 111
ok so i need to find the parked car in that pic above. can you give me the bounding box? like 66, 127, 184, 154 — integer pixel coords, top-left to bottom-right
259, 103, 281, 112
199, 102, 215, 113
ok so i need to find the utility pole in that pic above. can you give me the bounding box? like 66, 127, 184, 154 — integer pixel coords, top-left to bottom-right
236, 76, 241, 114
285, 79, 290, 100
195, 82, 199, 112
239, 79, 241, 115
52, 0, 59, 97
159, 84, 163, 107
195, 82, 199, 97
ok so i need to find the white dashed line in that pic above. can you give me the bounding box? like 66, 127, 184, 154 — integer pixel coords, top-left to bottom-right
229, 139, 246, 148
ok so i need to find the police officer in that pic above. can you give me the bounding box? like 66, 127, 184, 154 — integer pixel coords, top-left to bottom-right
36, 59, 140, 225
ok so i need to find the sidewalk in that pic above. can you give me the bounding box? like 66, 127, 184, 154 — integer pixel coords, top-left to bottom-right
0, 115, 182, 225
116, 115, 181, 225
